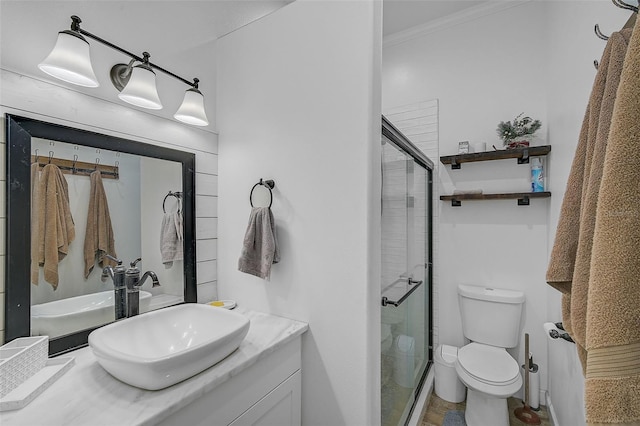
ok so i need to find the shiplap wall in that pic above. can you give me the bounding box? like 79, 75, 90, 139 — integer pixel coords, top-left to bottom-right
383, 99, 439, 350
0, 69, 219, 344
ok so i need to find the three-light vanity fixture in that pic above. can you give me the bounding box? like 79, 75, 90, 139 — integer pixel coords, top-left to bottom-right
38, 15, 209, 126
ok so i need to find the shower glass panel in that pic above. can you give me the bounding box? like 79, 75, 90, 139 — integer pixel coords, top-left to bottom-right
381, 122, 432, 426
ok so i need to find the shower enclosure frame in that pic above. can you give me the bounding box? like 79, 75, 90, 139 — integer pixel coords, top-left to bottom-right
381, 116, 434, 425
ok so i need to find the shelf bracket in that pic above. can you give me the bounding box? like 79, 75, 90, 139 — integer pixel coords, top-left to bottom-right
518, 196, 530, 206
451, 158, 461, 170
451, 198, 462, 207
517, 149, 530, 164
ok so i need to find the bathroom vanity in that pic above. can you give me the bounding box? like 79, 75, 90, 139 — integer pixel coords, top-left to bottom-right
0, 309, 308, 426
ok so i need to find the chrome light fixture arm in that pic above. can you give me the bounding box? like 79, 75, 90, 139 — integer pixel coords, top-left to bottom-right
69, 15, 199, 90
41, 15, 209, 125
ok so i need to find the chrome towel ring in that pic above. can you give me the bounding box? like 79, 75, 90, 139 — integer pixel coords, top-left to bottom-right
250, 178, 275, 208
163, 191, 182, 213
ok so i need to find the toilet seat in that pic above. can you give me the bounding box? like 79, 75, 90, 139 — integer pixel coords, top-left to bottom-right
455, 343, 522, 398
458, 343, 519, 385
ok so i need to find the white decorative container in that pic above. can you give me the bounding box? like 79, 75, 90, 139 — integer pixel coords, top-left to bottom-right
0, 336, 48, 398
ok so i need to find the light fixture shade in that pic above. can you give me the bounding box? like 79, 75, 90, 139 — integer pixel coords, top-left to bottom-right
174, 88, 209, 126
118, 64, 163, 110
38, 30, 99, 87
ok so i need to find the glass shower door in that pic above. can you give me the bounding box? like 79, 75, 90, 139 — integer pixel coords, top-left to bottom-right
381, 134, 430, 426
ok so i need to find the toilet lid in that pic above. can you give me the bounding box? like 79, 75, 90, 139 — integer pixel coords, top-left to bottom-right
457, 343, 519, 385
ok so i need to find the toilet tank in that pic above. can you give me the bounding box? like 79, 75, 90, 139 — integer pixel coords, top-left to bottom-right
458, 284, 525, 348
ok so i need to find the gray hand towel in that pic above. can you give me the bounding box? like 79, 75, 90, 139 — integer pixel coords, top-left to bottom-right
238, 207, 279, 280
161, 211, 183, 267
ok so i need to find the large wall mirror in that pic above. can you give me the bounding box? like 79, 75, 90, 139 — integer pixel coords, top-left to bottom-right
5, 114, 197, 355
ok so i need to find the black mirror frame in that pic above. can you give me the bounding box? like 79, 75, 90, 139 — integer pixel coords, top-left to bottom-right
4, 114, 197, 355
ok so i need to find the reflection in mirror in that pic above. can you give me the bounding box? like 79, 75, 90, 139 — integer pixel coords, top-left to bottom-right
29, 139, 184, 338
5, 115, 196, 354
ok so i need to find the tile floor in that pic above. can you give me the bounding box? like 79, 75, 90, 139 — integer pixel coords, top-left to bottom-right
420, 393, 551, 426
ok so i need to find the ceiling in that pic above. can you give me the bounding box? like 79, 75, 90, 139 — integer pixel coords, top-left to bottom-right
0, 0, 484, 127
383, 0, 487, 37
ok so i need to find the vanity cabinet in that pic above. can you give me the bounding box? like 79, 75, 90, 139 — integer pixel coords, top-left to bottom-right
0, 310, 307, 426
157, 337, 302, 426
230, 371, 301, 426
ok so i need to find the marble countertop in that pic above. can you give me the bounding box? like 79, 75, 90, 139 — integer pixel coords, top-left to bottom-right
1, 309, 308, 426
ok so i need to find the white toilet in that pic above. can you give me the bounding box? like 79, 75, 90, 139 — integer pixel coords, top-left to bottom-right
455, 284, 525, 426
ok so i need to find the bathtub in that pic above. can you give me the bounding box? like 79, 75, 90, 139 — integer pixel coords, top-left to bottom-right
31, 290, 152, 338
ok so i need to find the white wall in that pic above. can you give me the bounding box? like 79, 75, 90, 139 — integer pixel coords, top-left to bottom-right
216, 0, 382, 424
0, 68, 220, 343
383, 1, 632, 424
384, 2, 547, 156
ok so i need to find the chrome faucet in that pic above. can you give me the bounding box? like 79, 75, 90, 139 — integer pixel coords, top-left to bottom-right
101, 254, 127, 321
125, 258, 160, 317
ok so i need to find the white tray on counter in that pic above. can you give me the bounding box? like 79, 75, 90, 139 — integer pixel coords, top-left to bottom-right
0, 356, 75, 411
0, 336, 48, 397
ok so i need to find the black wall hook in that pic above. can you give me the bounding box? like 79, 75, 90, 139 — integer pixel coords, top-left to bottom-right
613, 0, 638, 13
595, 23, 609, 40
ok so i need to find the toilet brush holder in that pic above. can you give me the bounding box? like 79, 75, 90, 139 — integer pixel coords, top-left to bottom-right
522, 356, 540, 411
514, 333, 541, 425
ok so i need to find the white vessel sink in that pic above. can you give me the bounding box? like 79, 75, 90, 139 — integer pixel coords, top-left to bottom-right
88, 303, 250, 390
32, 290, 152, 338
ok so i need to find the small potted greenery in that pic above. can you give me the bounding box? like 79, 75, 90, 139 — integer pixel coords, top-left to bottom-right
496, 113, 542, 149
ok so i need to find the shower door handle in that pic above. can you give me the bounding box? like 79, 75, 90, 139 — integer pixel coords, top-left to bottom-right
381, 296, 395, 307
381, 277, 424, 307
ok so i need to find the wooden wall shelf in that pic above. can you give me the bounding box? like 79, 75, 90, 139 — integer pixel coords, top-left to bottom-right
440, 191, 551, 206
440, 145, 551, 169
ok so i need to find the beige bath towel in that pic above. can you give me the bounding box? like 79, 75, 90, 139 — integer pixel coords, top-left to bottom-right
584, 18, 640, 425
546, 29, 632, 366
36, 164, 75, 289
238, 207, 279, 280
84, 171, 116, 278
30, 163, 41, 285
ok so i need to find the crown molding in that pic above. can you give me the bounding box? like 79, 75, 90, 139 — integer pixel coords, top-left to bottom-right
383, 0, 532, 48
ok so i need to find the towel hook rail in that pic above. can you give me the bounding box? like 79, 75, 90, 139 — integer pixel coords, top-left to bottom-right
612, 0, 638, 13
163, 191, 182, 213
250, 178, 275, 208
